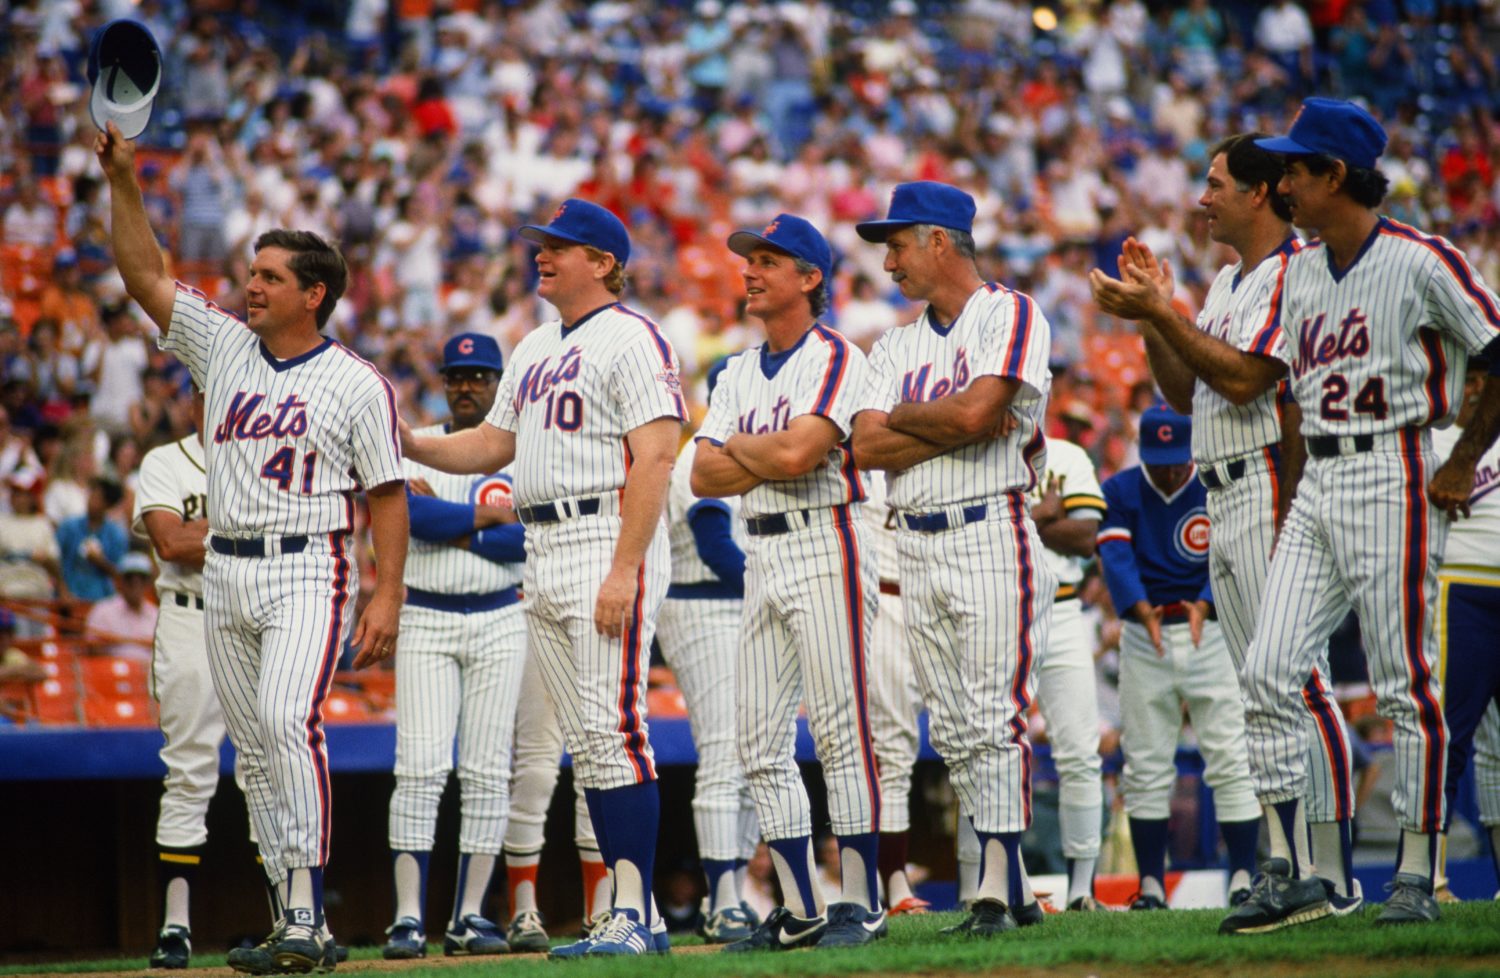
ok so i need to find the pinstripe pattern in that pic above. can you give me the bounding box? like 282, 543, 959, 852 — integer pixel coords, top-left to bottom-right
897, 506, 1056, 834
1475, 701, 1500, 827
866, 283, 1053, 509
1242, 440, 1450, 832
503, 648, 597, 856
736, 510, 881, 838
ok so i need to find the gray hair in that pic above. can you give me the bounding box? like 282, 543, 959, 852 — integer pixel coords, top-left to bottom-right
911, 223, 977, 260
791, 256, 831, 317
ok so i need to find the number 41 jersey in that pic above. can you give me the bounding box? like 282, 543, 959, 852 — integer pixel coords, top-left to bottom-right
1268, 218, 1500, 438
161, 286, 404, 536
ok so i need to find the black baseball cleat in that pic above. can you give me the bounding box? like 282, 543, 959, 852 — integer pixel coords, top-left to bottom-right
941, 897, 1016, 937
1130, 892, 1168, 911
815, 902, 887, 948
723, 906, 827, 952
149, 924, 191, 969
1013, 900, 1045, 927
1374, 875, 1440, 926
228, 926, 283, 975
1219, 858, 1331, 935
270, 922, 335, 974
381, 916, 426, 959
443, 913, 508, 955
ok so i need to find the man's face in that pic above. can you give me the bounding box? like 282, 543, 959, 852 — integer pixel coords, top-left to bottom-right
534, 238, 607, 302
1276, 158, 1337, 231
882, 226, 941, 302
120, 572, 150, 608
1199, 153, 1257, 245
1144, 461, 1194, 495
741, 246, 819, 321
442, 367, 501, 428
246, 247, 322, 335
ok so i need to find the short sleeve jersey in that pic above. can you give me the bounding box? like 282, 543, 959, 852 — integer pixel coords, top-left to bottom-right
666, 438, 747, 586
488, 302, 687, 509
132, 434, 208, 597
1191, 237, 1301, 464
695, 323, 871, 520
865, 282, 1053, 510
1263, 218, 1500, 438
404, 423, 523, 594
160, 285, 404, 536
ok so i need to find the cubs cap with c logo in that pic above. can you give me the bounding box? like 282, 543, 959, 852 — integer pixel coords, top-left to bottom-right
1139, 402, 1192, 466
88, 19, 162, 140
441, 332, 503, 372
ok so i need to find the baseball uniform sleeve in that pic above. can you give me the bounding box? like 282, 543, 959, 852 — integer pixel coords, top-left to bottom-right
1097, 474, 1148, 613
610, 327, 688, 432
348, 377, 405, 489
1240, 253, 1294, 361
132, 447, 181, 536
972, 289, 1052, 397
790, 329, 871, 438
687, 502, 746, 590
863, 331, 902, 414
1056, 442, 1107, 522
407, 492, 475, 541
470, 523, 527, 564
1420, 238, 1500, 354
695, 359, 740, 446
161, 284, 236, 388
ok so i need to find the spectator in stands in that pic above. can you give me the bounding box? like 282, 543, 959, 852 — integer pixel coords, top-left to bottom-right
82, 551, 158, 662
173, 131, 231, 266
1256, 0, 1316, 93
0, 404, 43, 506
89, 302, 149, 436
55, 476, 127, 602
2, 175, 56, 248
42, 434, 94, 525
36, 251, 98, 353
0, 471, 60, 637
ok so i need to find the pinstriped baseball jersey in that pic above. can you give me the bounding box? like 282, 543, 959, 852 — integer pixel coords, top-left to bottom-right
162, 286, 405, 534
1028, 438, 1106, 588
1432, 424, 1500, 568
861, 470, 900, 582
666, 438, 747, 585
1192, 237, 1302, 464
1267, 218, 1500, 438
403, 423, 522, 594
487, 302, 687, 509
695, 324, 871, 519
132, 434, 207, 597
866, 283, 1053, 509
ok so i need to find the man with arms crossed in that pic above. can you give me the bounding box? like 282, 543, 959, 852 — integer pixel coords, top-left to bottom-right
403, 199, 685, 958
99, 120, 407, 973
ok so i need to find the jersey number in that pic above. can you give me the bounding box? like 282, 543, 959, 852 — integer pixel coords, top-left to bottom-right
1320, 375, 1388, 422
543, 390, 583, 431
261, 448, 319, 493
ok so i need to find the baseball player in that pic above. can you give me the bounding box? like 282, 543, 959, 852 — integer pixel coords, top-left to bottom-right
381, 333, 527, 960
860, 468, 930, 916
1216, 98, 1500, 931
1096, 405, 1262, 911
403, 199, 685, 958
100, 121, 408, 974
691, 214, 886, 951
1090, 132, 1360, 911
657, 357, 761, 942
134, 388, 241, 970
851, 182, 1056, 937
1433, 358, 1500, 893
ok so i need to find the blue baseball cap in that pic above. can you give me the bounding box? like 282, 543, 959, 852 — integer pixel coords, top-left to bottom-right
1139, 403, 1192, 466
1255, 98, 1388, 171
441, 332, 503, 372
727, 213, 833, 284
518, 199, 631, 266
87, 19, 162, 140
856, 181, 977, 242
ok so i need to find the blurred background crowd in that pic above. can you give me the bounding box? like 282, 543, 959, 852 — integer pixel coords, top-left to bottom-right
1, 0, 1496, 678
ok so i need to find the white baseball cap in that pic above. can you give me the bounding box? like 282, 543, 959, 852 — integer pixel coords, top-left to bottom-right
88, 19, 163, 140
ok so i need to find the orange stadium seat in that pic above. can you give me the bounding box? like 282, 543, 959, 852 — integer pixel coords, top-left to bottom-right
83, 694, 156, 727
646, 685, 688, 719
79, 655, 150, 698
33, 677, 82, 724
322, 690, 378, 723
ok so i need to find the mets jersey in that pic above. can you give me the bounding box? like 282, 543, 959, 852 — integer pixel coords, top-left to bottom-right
132, 434, 208, 598
1097, 466, 1214, 610
1268, 218, 1500, 438
404, 423, 522, 594
1192, 237, 1301, 464
866, 283, 1052, 510
1433, 423, 1500, 569
862, 470, 900, 583
487, 302, 687, 509
1029, 438, 1106, 589
161, 286, 404, 534
696, 323, 870, 519
666, 438, 747, 586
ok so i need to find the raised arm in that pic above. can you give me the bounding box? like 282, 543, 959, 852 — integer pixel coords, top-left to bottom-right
96, 121, 177, 333
402, 420, 516, 475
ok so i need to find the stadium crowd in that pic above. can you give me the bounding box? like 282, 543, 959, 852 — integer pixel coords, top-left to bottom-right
0, 0, 1497, 938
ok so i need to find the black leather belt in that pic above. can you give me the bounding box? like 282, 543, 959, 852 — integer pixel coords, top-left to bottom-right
170, 592, 205, 610
1307, 434, 1376, 458
210, 534, 309, 558
1199, 459, 1246, 490
744, 505, 850, 537
519, 497, 602, 524
901, 503, 988, 534
406, 586, 520, 614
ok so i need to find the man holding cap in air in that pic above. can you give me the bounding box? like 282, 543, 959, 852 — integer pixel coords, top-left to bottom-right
402, 200, 686, 957
1219, 98, 1500, 932
691, 213, 885, 950
851, 181, 1056, 937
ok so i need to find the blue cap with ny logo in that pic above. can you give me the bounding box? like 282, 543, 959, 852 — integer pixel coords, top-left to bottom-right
727, 213, 833, 284
1255, 98, 1388, 170
855, 181, 976, 242
518, 199, 631, 266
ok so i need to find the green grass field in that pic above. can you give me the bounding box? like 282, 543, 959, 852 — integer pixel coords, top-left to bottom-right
9, 904, 1500, 978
